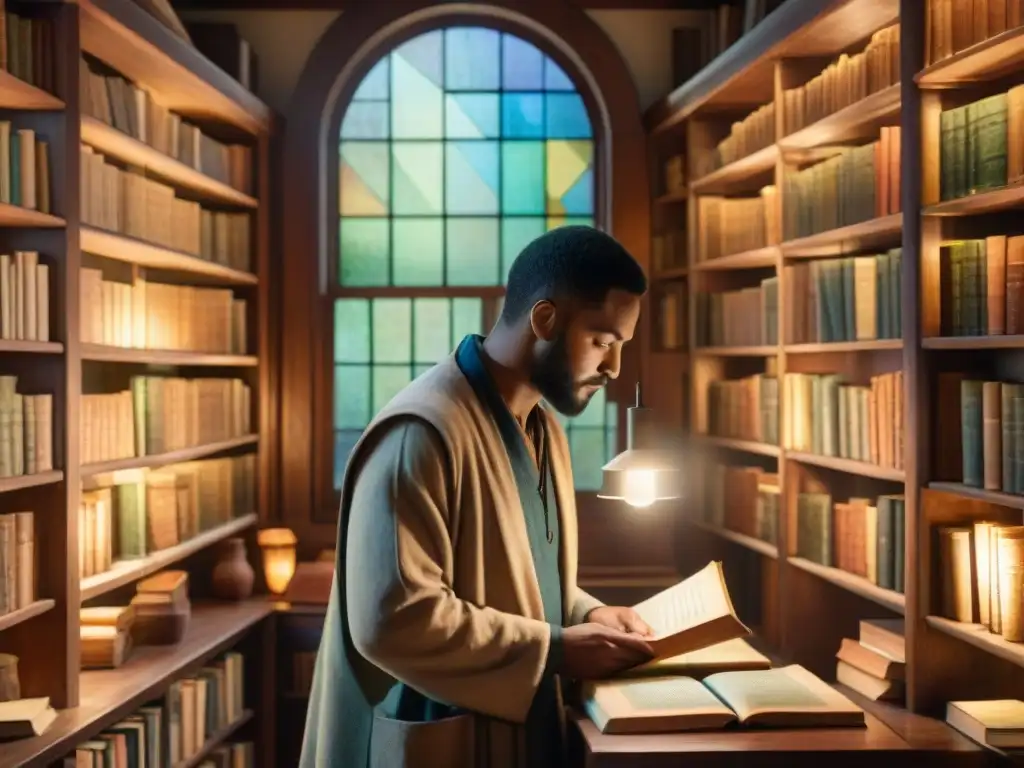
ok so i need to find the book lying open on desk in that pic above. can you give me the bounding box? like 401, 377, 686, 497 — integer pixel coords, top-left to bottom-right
584, 664, 865, 734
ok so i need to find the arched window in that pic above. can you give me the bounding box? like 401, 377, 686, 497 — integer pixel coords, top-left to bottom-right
331, 25, 617, 492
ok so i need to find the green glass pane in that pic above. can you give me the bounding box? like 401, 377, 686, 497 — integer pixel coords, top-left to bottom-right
413, 364, 433, 378
338, 218, 389, 286
413, 298, 452, 363
500, 217, 545, 282
353, 58, 389, 101
393, 218, 443, 285
574, 385, 606, 427
340, 142, 389, 216
334, 364, 370, 429
446, 218, 499, 286
340, 101, 389, 140
445, 28, 500, 91
445, 141, 498, 215
501, 93, 543, 138
545, 93, 591, 139
334, 299, 371, 363
445, 93, 499, 139
392, 32, 443, 138
570, 427, 607, 491
605, 424, 618, 462
334, 430, 363, 489
500, 142, 544, 216
374, 364, 413, 412
372, 298, 412, 363
392, 143, 443, 215
451, 298, 483, 345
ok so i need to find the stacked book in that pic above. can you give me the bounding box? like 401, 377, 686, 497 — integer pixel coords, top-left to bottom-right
131, 570, 191, 645
834, 618, 905, 702
80, 605, 135, 669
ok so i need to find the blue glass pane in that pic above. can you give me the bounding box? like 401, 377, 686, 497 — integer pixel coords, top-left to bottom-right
392, 32, 443, 139
445, 28, 500, 90
501, 217, 545, 282
340, 101, 389, 139
502, 34, 543, 90
446, 141, 499, 214
334, 364, 370, 429
545, 93, 591, 139
500, 142, 544, 215
544, 57, 575, 91
353, 58, 389, 100
445, 93, 499, 138
501, 93, 543, 138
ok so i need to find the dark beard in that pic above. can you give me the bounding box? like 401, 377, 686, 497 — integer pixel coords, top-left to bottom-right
530, 332, 606, 416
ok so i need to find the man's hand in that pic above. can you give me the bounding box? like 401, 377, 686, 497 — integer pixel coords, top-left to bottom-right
559, 623, 654, 680
585, 606, 654, 637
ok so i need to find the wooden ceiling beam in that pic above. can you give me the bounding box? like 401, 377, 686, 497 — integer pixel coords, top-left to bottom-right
171, 0, 719, 10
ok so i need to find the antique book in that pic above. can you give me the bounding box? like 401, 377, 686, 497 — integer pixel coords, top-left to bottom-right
630, 561, 751, 661
946, 699, 1024, 749
0, 696, 57, 739
621, 637, 770, 679
584, 664, 865, 734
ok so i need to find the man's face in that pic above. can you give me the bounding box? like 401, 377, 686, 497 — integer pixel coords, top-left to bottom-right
530, 288, 642, 416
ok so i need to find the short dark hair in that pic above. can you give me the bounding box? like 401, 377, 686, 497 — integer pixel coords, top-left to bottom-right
500, 225, 647, 322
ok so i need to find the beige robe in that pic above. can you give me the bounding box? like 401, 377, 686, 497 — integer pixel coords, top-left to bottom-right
300, 354, 602, 768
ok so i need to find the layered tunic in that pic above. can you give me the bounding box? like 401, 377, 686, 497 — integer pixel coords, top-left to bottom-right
299, 335, 602, 768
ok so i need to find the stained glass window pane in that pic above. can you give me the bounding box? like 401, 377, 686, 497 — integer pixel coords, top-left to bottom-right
445, 28, 500, 91
546, 93, 591, 139
372, 298, 412, 362
334, 299, 371, 363
339, 142, 389, 215
502, 93, 543, 138
334, 430, 362, 488
447, 218, 499, 286
501, 217, 545, 281
391, 32, 444, 139
544, 57, 575, 91
546, 140, 593, 216
374, 365, 413, 412
392, 143, 443, 215
353, 58, 389, 101
338, 218, 389, 286
334, 365, 370, 429
446, 93, 500, 139
445, 141, 499, 215
393, 218, 443, 285
413, 298, 452, 363
451, 298, 483, 342
502, 35, 544, 90
501, 142, 544, 215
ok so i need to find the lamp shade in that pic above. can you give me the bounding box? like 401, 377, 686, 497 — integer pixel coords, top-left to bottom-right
597, 383, 681, 507
257, 527, 298, 595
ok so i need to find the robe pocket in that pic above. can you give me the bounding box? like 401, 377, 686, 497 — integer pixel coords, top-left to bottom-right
369, 713, 476, 768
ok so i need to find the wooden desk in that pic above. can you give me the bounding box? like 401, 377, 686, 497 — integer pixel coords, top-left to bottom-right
570, 702, 998, 768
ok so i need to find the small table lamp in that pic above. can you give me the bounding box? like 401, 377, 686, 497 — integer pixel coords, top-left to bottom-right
257, 527, 298, 595
598, 383, 681, 508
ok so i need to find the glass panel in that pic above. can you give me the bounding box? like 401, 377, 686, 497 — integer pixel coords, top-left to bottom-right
445, 93, 499, 139
546, 140, 594, 216
338, 218, 389, 286
414, 364, 434, 378
392, 142, 443, 215
334, 364, 371, 429
340, 142, 389, 216
502, 34, 544, 90
544, 57, 575, 91
334, 299, 371, 363
445, 28, 500, 91
545, 93, 591, 140
373, 298, 412, 362
392, 31, 444, 139
374, 364, 413, 411
447, 217, 499, 286
501, 93, 543, 138
340, 101, 389, 140
574, 386, 606, 427
569, 427, 607, 491
334, 430, 363, 489
500, 217, 545, 282
413, 298, 452, 362
353, 58, 390, 101
393, 218, 443, 285
451, 298, 483, 345
500, 142, 544, 216
445, 141, 499, 215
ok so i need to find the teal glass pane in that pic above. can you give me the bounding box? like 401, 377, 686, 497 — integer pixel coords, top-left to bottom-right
500, 217, 545, 282
413, 364, 433, 378
338, 219, 388, 286
447, 218, 499, 286
334, 299, 371, 363
544, 57, 575, 91
451, 298, 483, 344
545, 93, 591, 139
393, 218, 443, 285
335, 430, 362, 489
392, 32, 443, 139
445, 93, 499, 139
372, 298, 412, 362
500, 142, 544, 215
392, 142, 443, 215
340, 101, 389, 139
413, 298, 452, 362
445, 28, 500, 91
340, 142, 389, 216
374, 364, 413, 411
334, 365, 370, 429
353, 58, 389, 100
391, 218, 440, 286
502, 34, 543, 90
501, 93, 543, 138
570, 427, 607, 491
574, 386, 606, 427
446, 141, 498, 214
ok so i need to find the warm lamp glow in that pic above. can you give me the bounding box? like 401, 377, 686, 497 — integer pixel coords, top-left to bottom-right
622, 469, 657, 508
257, 527, 297, 595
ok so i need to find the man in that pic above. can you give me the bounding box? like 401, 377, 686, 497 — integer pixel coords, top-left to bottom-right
301, 226, 655, 768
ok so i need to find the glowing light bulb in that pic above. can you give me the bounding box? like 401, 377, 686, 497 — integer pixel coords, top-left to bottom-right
623, 469, 657, 508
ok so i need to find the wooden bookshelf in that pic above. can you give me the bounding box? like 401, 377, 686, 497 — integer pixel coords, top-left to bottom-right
643, 0, 1024, 721
0, 1, 275, 764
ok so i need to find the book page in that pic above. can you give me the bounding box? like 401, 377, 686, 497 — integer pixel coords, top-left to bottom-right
703, 665, 863, 724
624, 637, 770, 677
584, 676, 736, 734
632, 561, 735, 639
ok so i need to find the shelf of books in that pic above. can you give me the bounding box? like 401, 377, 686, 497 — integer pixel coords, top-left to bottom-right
0, 1, 273, 765
647, 0, 1024, 734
